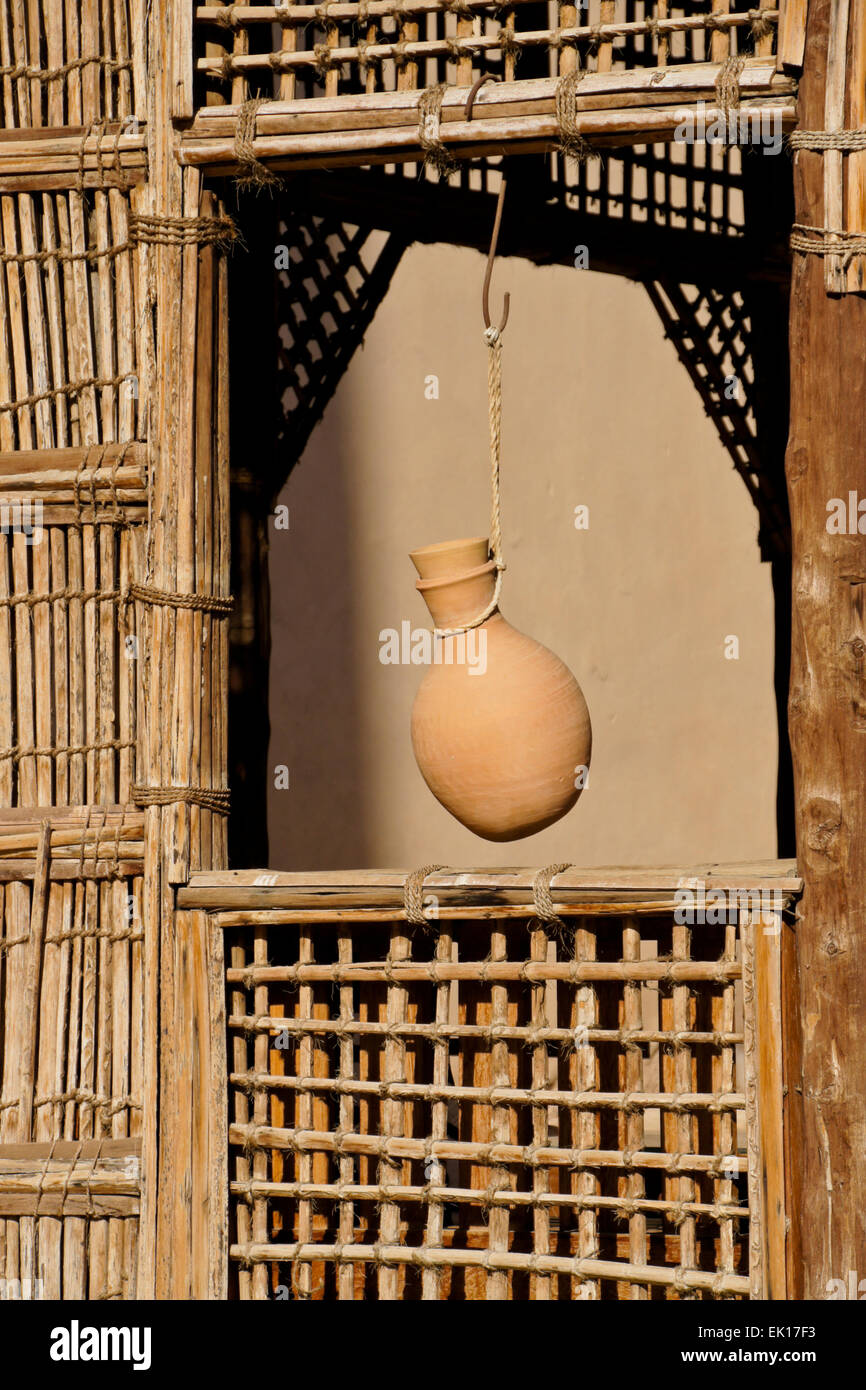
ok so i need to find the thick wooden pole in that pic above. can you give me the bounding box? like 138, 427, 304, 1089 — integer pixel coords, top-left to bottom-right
786, 0, 866, 1299
142, 1, 231, 1299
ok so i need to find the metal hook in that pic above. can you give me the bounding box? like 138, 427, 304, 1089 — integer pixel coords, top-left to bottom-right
464, 73, 499, 122
483, 178, 509, 335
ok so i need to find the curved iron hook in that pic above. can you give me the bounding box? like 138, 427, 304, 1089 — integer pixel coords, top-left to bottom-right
464, 72, 499, 122
483, 178, 510, 335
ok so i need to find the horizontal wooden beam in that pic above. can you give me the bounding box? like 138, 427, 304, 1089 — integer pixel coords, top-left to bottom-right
181, 63, 797, 172
0, 443, 146, 476
180, 860, 803, 914
0, 810, 145, 880
0, 1139, 141, 1218
0, 129, 147, 192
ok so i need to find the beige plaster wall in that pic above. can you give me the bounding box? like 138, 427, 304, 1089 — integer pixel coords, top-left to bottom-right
266, 241, 778, 870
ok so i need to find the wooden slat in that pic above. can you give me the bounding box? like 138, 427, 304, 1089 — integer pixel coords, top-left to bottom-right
822, 0, 850, 292
754, 916, 787, 1298
845, 4, 866, 291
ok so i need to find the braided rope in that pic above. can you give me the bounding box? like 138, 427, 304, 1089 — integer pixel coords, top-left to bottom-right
789, 129, 866, 151
790, 224, 866, 264
433, 326, 506, 637
126, 582, 234, 614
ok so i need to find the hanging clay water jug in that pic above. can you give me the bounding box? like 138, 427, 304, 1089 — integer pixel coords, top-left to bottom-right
409, 537, 592, 841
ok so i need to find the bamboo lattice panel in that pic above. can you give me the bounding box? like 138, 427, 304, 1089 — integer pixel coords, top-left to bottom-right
196, 2, 780, 106
0, 190, 142, 451
0, 517, 143, 809
223, 903, 783, 1299
0, 813, 144, 1299
0, 0, 142, 128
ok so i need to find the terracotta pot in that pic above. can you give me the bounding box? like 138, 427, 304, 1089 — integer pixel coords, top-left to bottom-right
409, 537, 592, 841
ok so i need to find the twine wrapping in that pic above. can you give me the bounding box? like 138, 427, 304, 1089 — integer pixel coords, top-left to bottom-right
0, 373, 136, 416
0, 56, 131, 82
790, 224, 866, 267
129, 213, 240, 250
715, 56, 745, 119
125, 582, 234, 614
132, 785, 231, 814
403, 865, 447, 925
532, 864, 573, 923
417, 83, 456, 177
235, 98, 282, 191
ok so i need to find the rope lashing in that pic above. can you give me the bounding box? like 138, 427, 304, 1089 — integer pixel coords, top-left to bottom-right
555, 67, 596, 164
124, 582, 234, 614
789, 129, 866, 151
132, 785, 231, 814
234, 97, 282, 192
715, 55, 744, 114
417, 83, 456, 177
129, 213, 240, 250
790, 224, 866, 267
532, 863, 573, 931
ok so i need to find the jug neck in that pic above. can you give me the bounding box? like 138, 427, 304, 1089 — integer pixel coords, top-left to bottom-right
410, 538, 498, 629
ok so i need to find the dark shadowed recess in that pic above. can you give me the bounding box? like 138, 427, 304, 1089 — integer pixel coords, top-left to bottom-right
221, 138, 794, 867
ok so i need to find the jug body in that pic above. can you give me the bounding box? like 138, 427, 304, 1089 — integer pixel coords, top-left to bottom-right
410, 538, 592, 842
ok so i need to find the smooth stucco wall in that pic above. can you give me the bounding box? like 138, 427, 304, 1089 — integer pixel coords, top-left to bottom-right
266, 242, 777, 870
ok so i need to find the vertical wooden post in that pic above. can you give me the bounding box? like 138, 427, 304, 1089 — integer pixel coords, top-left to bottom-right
142, 1, 232, 1298
786, 0, 866, 1299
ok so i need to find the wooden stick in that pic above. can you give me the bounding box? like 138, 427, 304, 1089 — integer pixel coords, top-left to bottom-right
251, 925, 269, 1300
231, 939, 252, 1300
711, 1, 731, 63
229, 1010, 744, 1048
0, 537, 12, 804
65, 0, 83, 127
196, 44, 787, 86
334, 926, 356, 1296
845, 4, 866, 291
597, 0, 616, 74
41, 196, 70, 449
420, 923, 451, 1301
621, 916, 647, 1298
227, 1239, 751, 1294
823, 0, 850, 292
11, 533, 36, 805
224, 959, 742, 984
17, 822, 50, 1140
378, 921, 410, 1300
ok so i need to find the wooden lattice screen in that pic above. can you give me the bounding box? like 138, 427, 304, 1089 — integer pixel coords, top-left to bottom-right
196, 1, 781, 106
183, 2, 800, 174
178, 865, 799, 1301
0, 811, 145, 1299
